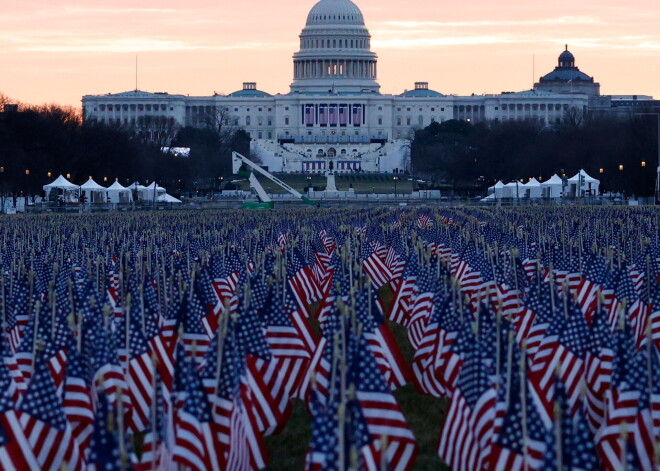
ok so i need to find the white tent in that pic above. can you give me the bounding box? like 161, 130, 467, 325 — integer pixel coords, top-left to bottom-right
522, 177, 542, 198
140, 182, 167, 202
158, 193, 182, 203
80, 178, 107, 204
488, 181, 513, 199
128, 182, 148, 201
568, 169, 600, 197
540, 174, 564, 198
43, 175, 79, 203
504, 181, 525, 198
106, 181, 133, 204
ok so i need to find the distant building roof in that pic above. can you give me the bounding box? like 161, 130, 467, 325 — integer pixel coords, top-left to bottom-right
504, 89, 558, 97
85, 90, 185, 99
399, 82, 444, 98
228, 82, 272, 98
540, 69, 593, 82
539, 46, 595, 83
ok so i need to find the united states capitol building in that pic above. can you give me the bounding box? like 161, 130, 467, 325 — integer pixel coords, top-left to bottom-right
81, 0, 650, 173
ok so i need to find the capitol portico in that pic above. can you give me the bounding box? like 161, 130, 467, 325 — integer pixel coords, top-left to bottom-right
81, 0, 636, 174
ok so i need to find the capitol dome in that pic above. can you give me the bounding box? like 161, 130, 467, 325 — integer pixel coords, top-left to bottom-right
290, 0, 380, 94
306, 0, 365, 25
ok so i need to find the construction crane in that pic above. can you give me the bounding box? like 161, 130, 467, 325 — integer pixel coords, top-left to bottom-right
232, 151, 316, 209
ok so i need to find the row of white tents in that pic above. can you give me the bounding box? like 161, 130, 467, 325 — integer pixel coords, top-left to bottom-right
483, 170, 600, 200
43, 175, 181, 204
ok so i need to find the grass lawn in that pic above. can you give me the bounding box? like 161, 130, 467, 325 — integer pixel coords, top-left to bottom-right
230, 173, 418, 195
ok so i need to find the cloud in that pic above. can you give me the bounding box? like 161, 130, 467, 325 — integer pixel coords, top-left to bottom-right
378, 16, 603, 29
372, 35, 519, 49
0, 31, 289, 53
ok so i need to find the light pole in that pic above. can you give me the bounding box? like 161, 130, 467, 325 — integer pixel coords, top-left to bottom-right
634, 112, 660, 203
393, 176, 399, 200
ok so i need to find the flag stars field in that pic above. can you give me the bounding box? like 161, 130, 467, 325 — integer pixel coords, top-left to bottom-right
0, 207, 659, 470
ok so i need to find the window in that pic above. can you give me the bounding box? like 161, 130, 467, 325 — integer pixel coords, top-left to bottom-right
431, 108, 435, 111
495, 106, 499, 110
397, 118, 401, 125
419, 108, 422, 111
268, 132, 272, 139
268, 108, 272, 111
170, 107, 174, 111
378, 106, 382, 111
378, 117, 382, 125
441, 108, 444, 111
258, 132, 262, 139
285, 107, 289, 111
406, 117, 411, 125
246, 116, 251, 125
234, 108, 238, 112
258, 108, 262, 112
397, 108, 401, 111
108, 105, 113, 111
285, 117, 289, 125
407, 108, 411, 111
267, 119, 272, 126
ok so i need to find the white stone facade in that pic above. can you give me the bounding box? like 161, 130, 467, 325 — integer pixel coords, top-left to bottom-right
82, 0, 592, 173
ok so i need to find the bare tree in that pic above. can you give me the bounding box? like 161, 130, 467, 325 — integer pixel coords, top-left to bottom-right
136, 115, 180, 148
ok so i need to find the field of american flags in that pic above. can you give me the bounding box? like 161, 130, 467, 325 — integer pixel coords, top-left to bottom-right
1, 206, 660, 470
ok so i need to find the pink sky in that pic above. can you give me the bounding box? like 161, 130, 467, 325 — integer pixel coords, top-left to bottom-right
1, 0, 659, 107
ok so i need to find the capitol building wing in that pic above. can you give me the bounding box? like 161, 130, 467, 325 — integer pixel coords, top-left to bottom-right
82, 0, 623, 174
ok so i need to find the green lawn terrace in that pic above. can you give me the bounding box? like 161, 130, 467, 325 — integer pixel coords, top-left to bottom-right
230, 173, 417, 194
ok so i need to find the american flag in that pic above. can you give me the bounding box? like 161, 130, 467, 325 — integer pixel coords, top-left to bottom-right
350, 334, 418, 471
438, 343, 496, 471
173, 354, 220, 471
490, 370, 546, 471
62, 347, 94, 455
406, 270, 435, 350
208, 327, 266, 471
0, 383, 40, 470
16, 354, 82, 470
125, 311, 156, 433
261, 294, 312, 399
287, 249, 322, 316
87, 390, 124, 471
355, 290, 411, 390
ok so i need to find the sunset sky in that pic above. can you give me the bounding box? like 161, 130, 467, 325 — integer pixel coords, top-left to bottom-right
1, 0, 659, 107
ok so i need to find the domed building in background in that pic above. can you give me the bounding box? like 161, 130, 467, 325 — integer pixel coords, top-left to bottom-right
82, 0, 645, 173
534, 46, 600, 97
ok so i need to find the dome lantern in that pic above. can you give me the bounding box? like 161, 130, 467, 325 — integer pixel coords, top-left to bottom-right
558, 45, 575, 68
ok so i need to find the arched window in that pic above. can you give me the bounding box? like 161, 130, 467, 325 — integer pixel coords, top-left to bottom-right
245, 116, 251, 126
